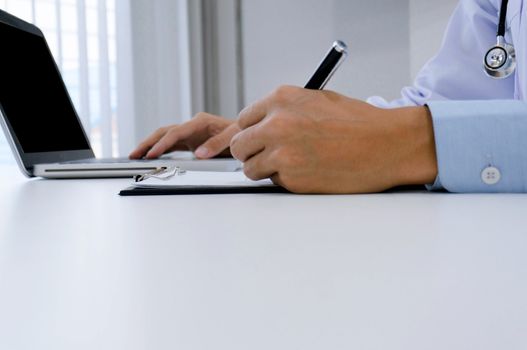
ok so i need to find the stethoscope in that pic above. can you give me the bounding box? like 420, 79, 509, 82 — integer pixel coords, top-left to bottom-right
484, 0, 517, 79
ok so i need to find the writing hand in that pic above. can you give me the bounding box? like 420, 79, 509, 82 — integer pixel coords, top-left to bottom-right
230, 86, 438, 193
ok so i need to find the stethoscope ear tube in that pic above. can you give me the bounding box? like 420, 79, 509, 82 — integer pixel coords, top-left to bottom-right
497, 0, 509, 37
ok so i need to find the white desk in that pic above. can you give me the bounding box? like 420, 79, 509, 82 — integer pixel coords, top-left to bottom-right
1, 165, 526, 350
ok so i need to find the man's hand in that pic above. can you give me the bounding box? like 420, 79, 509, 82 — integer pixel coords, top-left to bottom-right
230, 86, 438, 194
129, 113, 240, 159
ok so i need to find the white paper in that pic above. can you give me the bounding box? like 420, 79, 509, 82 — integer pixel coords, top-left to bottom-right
133, 171, 276, 189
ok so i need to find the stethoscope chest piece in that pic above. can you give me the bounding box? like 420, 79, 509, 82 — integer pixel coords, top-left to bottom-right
484, 36, 516, 79
484, 0, 516, 79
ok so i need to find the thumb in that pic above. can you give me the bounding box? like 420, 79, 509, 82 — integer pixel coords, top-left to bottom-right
195, 123, 240, 159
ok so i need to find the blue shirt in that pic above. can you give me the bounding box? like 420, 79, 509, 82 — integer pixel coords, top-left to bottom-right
368, 0, 527, 192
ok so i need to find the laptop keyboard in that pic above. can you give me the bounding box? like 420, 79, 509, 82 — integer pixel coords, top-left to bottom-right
63, 158, 155, 164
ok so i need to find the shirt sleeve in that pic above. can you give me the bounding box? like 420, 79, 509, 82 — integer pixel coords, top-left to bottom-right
366, 0, 525, 193
426, 100, 527, 193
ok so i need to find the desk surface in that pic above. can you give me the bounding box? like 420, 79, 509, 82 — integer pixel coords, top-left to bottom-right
1, 165, 526, 350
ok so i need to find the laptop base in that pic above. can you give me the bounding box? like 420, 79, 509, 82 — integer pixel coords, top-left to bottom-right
33, 158, 241, 179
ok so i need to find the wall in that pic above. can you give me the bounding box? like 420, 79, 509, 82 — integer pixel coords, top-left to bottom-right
126, 0, 245, 141
124, 0, 460, 137
127, 0, 192, 142
241, 0, 459, 104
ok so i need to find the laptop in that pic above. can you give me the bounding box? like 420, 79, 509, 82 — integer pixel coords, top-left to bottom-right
0, 10, 240, 178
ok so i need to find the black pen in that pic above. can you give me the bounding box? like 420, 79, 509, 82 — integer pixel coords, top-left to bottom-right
304, 40, 348, 90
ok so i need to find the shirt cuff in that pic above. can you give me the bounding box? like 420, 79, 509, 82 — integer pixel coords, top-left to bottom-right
426, 100, 527, 193
425, 176, 444, 191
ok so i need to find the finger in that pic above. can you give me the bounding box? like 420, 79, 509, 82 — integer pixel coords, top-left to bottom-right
243, 149, 278, 181
230, 125, 267, 162
129, 127, 169, 159
145, 121, 200, 159
270, 173, 286, 188
238, 85, 302, 130
238, 98, 271, 130
195, 123, 241, 159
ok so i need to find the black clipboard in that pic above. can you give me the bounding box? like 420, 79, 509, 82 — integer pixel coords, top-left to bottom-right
119, 167, 290, 196
119, 185, 289, 196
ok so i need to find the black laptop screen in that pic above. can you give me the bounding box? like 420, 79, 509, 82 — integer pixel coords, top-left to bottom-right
0, 20, 90, 153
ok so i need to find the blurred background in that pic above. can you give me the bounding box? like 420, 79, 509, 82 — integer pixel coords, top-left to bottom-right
0, 0, 458, 164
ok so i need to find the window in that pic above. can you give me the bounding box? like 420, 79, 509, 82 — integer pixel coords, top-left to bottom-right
0, 0, 117, 164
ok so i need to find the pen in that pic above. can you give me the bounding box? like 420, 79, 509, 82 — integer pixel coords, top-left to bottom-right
304, 40, 348, 90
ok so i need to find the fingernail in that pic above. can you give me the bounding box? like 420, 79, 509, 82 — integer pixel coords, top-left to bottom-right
195, 147, 209, 158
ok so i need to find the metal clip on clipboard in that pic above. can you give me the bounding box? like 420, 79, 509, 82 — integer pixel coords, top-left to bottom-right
134, 166, 186, 183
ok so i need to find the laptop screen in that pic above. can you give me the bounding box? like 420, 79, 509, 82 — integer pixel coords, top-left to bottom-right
0, 20, 90, 153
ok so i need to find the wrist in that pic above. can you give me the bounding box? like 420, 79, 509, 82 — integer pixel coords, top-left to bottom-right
395, 106, 438, 186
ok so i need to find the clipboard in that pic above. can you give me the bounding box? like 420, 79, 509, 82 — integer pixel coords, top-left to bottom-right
119, 166, 289, 196
119, 185, 289, 196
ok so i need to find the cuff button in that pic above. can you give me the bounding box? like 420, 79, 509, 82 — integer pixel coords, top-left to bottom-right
481, 166, 501, 185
